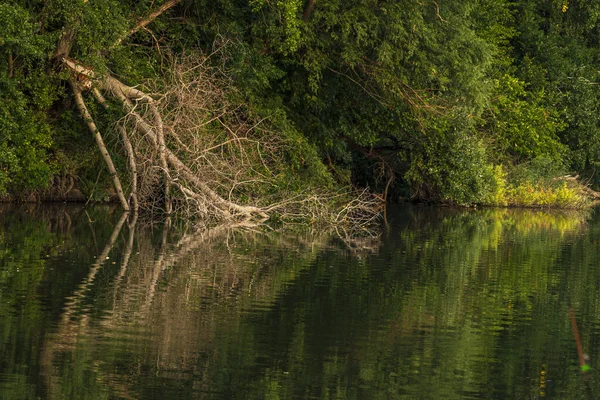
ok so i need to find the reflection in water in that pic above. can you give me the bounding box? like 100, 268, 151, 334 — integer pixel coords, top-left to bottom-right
1, 204, 600, 399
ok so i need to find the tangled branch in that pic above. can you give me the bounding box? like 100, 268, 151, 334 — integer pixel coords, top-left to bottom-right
63, 49, 382, 230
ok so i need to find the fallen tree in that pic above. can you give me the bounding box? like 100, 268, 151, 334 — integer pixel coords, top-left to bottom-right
65, 55, 271, 221
55, 2, 381, 230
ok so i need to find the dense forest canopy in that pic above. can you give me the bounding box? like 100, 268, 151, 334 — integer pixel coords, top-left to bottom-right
2, 0, 600, 212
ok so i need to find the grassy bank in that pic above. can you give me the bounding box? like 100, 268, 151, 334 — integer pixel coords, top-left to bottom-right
481, 164, 595, 209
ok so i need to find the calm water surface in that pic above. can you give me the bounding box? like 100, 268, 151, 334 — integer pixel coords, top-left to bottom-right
1, 204, 600, 399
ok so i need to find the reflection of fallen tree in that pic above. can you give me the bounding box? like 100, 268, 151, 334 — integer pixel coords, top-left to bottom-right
40, 211, 348, 398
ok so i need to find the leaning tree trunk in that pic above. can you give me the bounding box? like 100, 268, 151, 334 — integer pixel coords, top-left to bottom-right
91, 87, 139, 213
63, 57, 268, 222
55, 0, 267, 221
71, 80, 130, 211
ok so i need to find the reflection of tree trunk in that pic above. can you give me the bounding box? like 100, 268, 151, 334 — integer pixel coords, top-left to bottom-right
62, 209, 72, 234
67, 211, 128, 320
114, 214, 138, 287
40, 212, 129, 399
40, 212, 333, 398
140, 218, 171, 315
132, 219, 265, 317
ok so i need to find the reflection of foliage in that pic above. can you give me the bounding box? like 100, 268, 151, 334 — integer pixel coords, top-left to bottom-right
206, 206, 596, 399
0, 213, 50, 398
4, 205, 600, 399
0, 205, 134, 399
37, 211, 333, 399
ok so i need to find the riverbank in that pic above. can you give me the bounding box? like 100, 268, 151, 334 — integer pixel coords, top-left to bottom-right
2, 177, 597, 211
480, 167, 599, 209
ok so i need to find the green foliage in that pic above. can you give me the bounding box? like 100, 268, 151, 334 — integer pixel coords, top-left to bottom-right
404, 119, 497, 205
4, 0, 600, 206
480, 158, 589, 208
249, 0, 303, 55
511, 0, 600, 185
505, 180, 586, 208
482, 74, 566, 163
0, 76, 53, 194
0, 3, 56, 194
0, 3, 51, 58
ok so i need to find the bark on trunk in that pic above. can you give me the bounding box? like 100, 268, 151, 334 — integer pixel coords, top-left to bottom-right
53, 24, 78, 63
91, 87, 139, 213
71, 81, 130, 211
303, 0, 317, 21
8, 53, 13, 78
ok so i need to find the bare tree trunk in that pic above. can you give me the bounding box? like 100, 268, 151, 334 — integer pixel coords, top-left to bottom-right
53, 24, 78, 62
119, 124, 140, 213
71, 81, 130, 211
303, 0, 317, 21
150, 99, 171, 214
61, 57, 380, 227
8, 52, 13, 78
99, 75, 268, 220
91, 87, 139, 213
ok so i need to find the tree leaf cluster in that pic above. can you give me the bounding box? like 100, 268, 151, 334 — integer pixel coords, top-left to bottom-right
3, 0, 600, 205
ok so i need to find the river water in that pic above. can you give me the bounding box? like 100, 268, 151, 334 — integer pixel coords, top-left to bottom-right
1, 204, 599, 399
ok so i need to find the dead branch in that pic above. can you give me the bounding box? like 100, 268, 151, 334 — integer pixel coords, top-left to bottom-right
62, 52, 381, 228
152, 94, 171, 214
580, 185, 600, 199
91, 87, 140, 213
119, 124, 140, 213
551, 174, 600, 199
327, 67, 389, 107
432, 1, 447, 23
102, 74, 268, 220
551, 174, 579, 182
53, 23, 77, 62
112, 0, 181, 49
